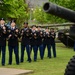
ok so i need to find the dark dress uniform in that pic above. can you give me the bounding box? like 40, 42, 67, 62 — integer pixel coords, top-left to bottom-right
50, 32, 56, 58
43, 31, 51, 58
0, 24, 8, 66
8, 27, 20, 65
37, 30, 44, 60
30, 30, 38, 61
20, 27, 31, 63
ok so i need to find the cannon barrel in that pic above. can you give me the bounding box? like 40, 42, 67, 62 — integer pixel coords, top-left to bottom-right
43, 2, 75, 22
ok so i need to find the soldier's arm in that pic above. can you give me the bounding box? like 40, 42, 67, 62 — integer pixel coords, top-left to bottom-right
15, 29, 20, 38
51, 32, 56, 39
2, 26, 6, 34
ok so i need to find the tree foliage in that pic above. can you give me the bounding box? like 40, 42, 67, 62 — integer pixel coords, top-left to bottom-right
0, 0, 29, 26
33, 7, 48, 24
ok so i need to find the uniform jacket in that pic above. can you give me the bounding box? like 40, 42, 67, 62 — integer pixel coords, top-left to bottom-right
0, 25, 8, 46
21, 27, 32, 45
8, 27, 20, 46
37, 30, 44, 45
43, 31, 51, 45
30, 30, 38, 46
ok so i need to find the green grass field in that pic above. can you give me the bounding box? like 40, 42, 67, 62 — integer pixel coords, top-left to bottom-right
0, 43, 75, 75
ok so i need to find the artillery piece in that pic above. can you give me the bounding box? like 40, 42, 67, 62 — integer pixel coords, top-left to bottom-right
43, 2, 75, 47
43, 2, 75, 75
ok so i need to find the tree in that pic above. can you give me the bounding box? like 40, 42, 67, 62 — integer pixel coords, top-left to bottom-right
0, 0, 29, 26
33, 7, 48, 24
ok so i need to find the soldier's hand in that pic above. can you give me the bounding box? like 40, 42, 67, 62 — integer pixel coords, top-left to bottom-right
3, 26, 6, 34
8, 34, 12, 38
40, 32, 42, 34
22, 30, 24, 33
34, 33, 36, 36
15, 29, 19, 33
52, 36, 54, 38
15, 34, 18, 37
3, 26, 6, 30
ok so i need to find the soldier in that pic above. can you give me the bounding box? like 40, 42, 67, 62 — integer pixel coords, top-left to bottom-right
50, 28, 56, 58
8, 20, 20, 65
30, 25, 38, 61
20, 22, 31, 63
43, 27, 51, 58
37, 26, 44, 60
0, 18, 8, 66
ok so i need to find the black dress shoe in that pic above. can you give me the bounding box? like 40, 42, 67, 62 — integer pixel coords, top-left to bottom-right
20, 61, 23, 63
2, 64, 5, 66
34, 60, 37, 62
49, 57, 51, 59
16, 63, 19, 65
8, 63, 12, 65
29, 60, 32, 63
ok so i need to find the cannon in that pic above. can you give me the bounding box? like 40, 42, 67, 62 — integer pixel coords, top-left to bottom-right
43, 2, 75, 22
43, 2, 75, 47
43, 2, 75, 75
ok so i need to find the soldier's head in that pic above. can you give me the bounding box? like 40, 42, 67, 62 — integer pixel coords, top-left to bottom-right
45, 27, 49, 32
50, 28, 54, 32
32, 25, 36, 30
10, 20, 16, 27
37, 26, 41, 31
0, 18, 5, 25
24, 22, 28, 28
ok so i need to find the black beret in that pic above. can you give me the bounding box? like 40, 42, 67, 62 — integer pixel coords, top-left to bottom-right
46, 27, 49, 29
32, 25, 36, 28
50, 28, 54, 30
24, 22, 28, 25
37, 26, 41, 28
11, 20, 16, 23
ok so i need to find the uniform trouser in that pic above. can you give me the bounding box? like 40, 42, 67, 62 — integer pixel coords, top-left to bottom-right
43, 44, 51, 58
32, 45, 38, 61
21, 45, 31, 62
38, 44, 43, 59
30, 45, 32, 54
8, 46, 19, 64
0, 46, 6, 65
50, 43, 56, 57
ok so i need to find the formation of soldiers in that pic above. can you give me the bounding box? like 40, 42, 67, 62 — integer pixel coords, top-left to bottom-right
0, 18, 56, 66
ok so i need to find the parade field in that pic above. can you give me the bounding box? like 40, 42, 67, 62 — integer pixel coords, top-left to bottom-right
0, 43, 75, 75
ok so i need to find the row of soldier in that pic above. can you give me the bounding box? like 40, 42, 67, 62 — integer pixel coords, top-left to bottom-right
0, 18, 56, 66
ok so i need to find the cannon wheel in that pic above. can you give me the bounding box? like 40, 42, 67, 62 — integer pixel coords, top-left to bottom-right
64, 56, 75, 75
